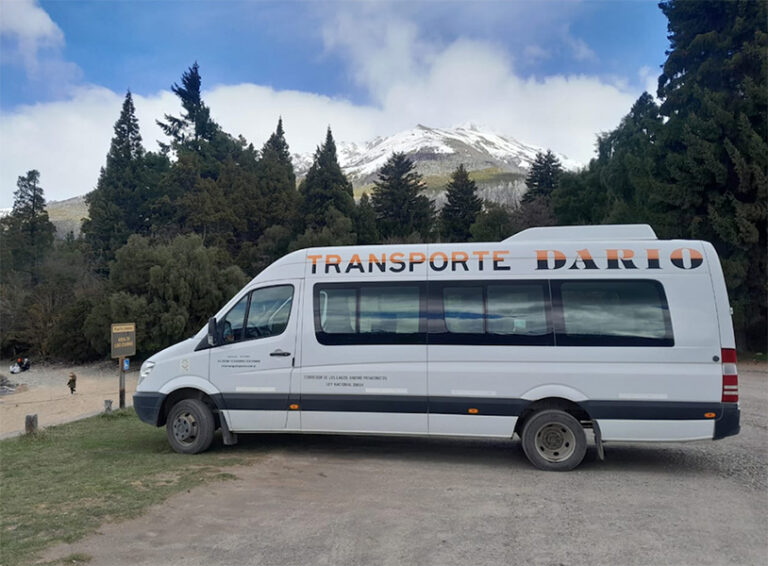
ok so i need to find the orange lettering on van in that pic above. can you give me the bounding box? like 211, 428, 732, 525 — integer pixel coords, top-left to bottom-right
325, 254, 342, 274
472, 250, 490, 270
451, 251, 469, 271
569, 249, 599, 270
606, 249, 637, 269
493, 250, 511, 271
389, 252, 406, 273
368, 253, 387, 273
307, 254, 322, 274
409, 252, 426, 272
671, 247, 703, 270
536, 249, 567, 270
646, 248, 661, 269
429, 251, 449, 271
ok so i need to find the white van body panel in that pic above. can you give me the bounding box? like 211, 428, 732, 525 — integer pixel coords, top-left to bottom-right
135, 225, 739, 455
158, 375, 220, 397
599, 420, 714, 442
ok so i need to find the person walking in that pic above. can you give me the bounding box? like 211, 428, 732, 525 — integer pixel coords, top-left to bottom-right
67, 372, 76, 395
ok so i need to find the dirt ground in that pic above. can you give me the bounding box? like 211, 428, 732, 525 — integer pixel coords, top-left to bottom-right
0, 361, 138, 438
38, 363, 767, 566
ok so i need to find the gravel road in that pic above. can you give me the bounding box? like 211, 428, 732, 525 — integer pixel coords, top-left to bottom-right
42, 365, 767, 566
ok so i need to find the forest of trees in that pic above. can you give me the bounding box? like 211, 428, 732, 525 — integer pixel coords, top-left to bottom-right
0, 0, 765, 358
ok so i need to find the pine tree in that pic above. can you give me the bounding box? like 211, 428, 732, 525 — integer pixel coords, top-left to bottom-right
551, 93, 664, 227
0, 170, 55, 282
371, 152, 435, 241
355, 193, 380, 244
469, 202, 515, 242
440, 164, 482, 242
523, 150, 563, 203
156, 62, 218, 150
257, 118, 298, 230
82, 92, 167, 266
654, 0, 767, 349
298, 127, 355, 231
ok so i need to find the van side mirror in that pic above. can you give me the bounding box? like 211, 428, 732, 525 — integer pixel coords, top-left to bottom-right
207, 317, 218, 346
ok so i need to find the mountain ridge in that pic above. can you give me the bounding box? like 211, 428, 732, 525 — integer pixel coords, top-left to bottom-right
45, 124, 577, 236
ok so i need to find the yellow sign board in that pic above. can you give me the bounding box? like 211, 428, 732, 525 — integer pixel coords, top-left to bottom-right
111, 322, 136, 359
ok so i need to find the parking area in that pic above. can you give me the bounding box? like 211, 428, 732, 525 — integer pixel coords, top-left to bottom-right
43, 365, 767, 566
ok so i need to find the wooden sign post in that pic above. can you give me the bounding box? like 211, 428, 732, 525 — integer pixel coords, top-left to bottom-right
111, 323, 136, 408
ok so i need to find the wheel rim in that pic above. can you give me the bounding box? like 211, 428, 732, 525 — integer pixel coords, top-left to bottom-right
534, 422, 576, 463
172, 411, 199, 445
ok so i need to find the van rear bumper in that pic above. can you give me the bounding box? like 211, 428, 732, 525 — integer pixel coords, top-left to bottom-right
133, 392, 166, 427
714, 403, 740, 439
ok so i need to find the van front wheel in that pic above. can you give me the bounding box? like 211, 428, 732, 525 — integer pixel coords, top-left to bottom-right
521, 410, 586, 471
166, 399, 214, 454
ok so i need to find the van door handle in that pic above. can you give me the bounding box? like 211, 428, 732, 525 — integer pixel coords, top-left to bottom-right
270, 349, 291, 357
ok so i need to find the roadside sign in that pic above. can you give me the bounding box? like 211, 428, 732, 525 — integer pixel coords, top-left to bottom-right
111, 323, 136, 359
123, 358, 130, 371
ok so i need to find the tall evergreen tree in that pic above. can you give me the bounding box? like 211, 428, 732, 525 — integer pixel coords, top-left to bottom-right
257, 118, 298, 230
0, 170, 55, 282
371, 152, 435, 240
298, 127, 355, 230
551, 92, 663, 227
654, 0, 767, 349
82, 91, 166, 265
156, 62, 218, 151
440, 164, 482, 242
355, 193, 380, 245
523, 150, 563, 203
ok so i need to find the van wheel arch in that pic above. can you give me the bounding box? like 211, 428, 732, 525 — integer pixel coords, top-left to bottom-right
514, 397, 592, 439
160, 388, 220, 429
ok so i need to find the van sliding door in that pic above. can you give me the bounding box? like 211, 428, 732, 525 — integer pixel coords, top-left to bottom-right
298, 280, 428, 434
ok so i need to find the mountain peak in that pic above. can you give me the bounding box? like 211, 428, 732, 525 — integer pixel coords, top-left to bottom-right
293, 124, 580, 206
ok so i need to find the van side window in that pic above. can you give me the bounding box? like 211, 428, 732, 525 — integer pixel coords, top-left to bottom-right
553, 280, 673, 346
220, 285, 293, 344
431, 281, 553, 345
443, 287, 484, 334
487, 284, 550, 337
220, 294, 249, 344
315, 283, 426, 345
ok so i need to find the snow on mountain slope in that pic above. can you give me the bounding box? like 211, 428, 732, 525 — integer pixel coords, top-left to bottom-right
293, 124, 579, 186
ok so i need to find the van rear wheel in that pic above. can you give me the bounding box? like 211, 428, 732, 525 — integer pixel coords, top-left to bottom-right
166, 399, 214, 454
521, 409, 586, 471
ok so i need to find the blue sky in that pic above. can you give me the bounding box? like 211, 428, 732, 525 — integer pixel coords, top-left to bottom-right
0, 0, 670, 206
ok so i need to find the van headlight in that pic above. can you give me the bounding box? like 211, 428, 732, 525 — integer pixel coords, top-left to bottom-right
139, 361, 155, 385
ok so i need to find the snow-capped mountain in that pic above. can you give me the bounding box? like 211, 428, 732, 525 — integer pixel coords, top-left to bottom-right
294, 123, 578, 185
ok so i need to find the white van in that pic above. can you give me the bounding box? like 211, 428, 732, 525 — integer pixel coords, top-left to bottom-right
134, 224, 740, 470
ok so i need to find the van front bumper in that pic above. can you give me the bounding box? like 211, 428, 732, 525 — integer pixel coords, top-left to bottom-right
133, 392, 166, 426
714, 403, 740, 439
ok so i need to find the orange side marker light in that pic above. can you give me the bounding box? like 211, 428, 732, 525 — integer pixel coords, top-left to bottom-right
289, 404, 300, 410
468, 408, 479, 414
704, 412, 716, 419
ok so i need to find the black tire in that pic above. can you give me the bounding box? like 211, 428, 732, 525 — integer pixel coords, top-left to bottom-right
521, 409, 587, 471
166, 398, 215, 454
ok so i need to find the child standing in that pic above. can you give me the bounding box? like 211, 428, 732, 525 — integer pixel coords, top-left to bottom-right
67, 371, 76, 395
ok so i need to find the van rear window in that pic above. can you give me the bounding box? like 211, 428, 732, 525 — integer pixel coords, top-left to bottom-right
553, 280, 673, 346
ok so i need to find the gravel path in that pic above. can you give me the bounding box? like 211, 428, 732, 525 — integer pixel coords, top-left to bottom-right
40, 364, 767, 566
0, 361, 138, 437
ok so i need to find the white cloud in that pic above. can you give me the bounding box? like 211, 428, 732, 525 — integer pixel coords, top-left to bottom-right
0, 85, 390, 206
523, 45, 551, 62
0, 4, 646, 207
321, 12, 636, 161
564, 34, 597, 63
638, 65, 660, 99
0, 0, 63, 73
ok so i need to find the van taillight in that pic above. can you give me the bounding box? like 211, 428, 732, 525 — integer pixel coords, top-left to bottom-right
721, 348, 738, 403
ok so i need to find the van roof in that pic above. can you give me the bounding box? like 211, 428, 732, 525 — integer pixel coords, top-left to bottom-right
504, 224, 657, 242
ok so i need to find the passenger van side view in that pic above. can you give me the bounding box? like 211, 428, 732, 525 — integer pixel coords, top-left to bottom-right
134, 224, 740, 471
